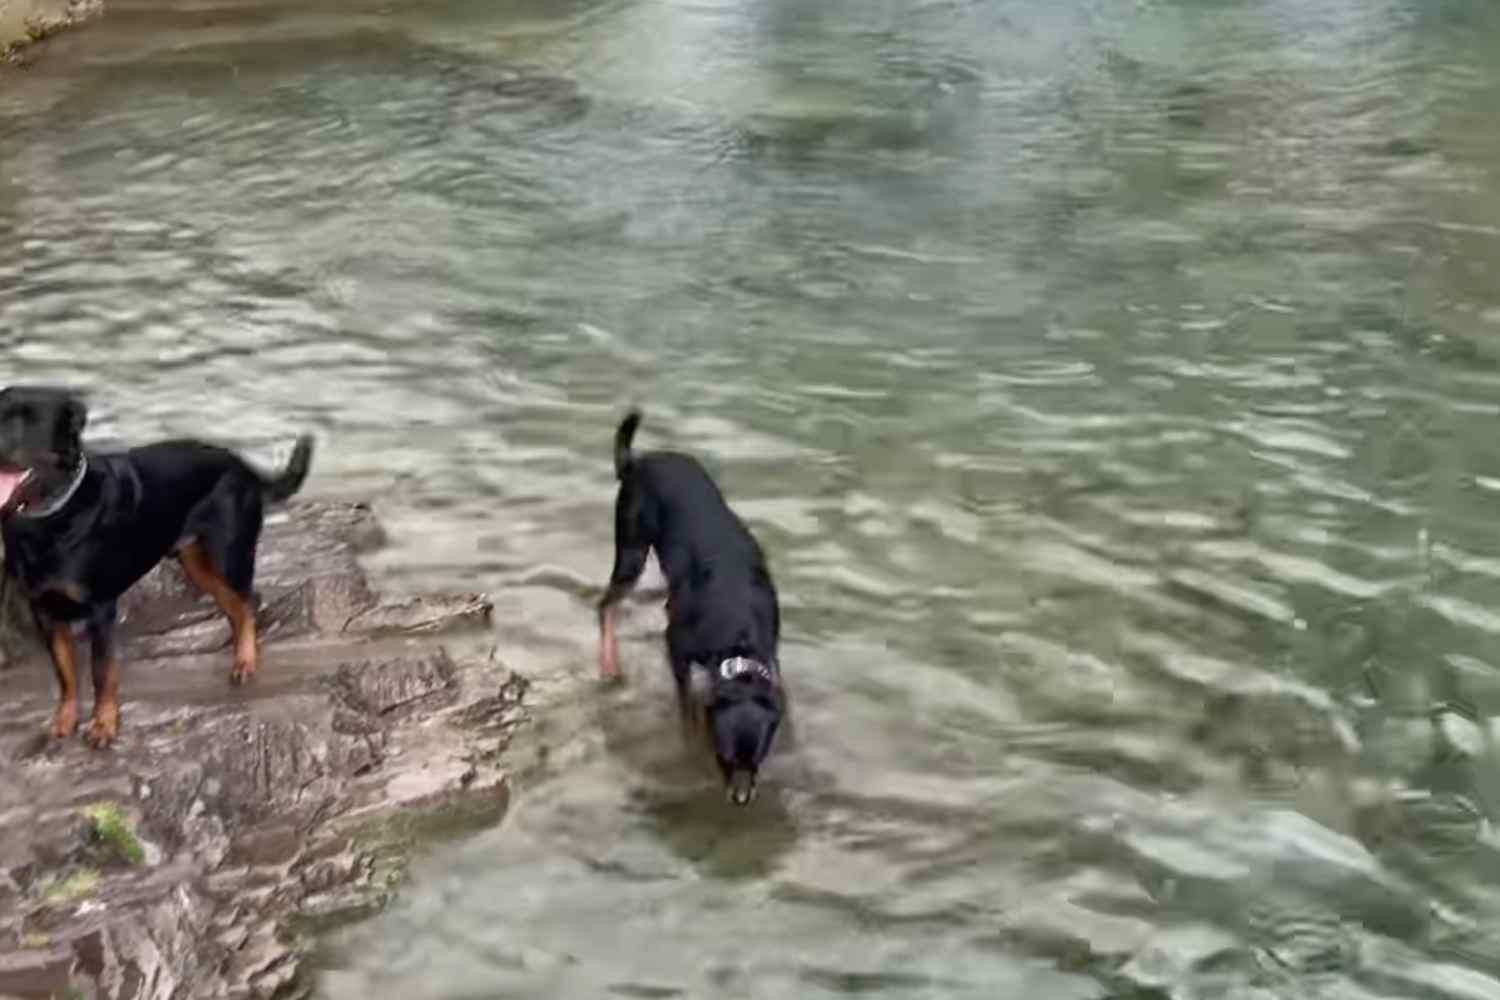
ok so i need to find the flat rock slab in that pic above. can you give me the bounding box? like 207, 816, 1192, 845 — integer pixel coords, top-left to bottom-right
0, 501, 525, 999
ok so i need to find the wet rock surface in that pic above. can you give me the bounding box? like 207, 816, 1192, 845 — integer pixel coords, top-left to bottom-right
0, 502, 526, 999
0, 0, 102, 66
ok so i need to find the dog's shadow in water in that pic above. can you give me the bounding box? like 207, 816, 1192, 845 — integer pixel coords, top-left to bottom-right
593, 668, 800, 881
626, 781, 799, 881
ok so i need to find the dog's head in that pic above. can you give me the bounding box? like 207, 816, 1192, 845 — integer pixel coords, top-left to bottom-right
0, 386, 87, 518
689, 658, 785, 806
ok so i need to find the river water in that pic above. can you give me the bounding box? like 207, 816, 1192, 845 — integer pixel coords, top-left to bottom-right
7, 0, 1500, 997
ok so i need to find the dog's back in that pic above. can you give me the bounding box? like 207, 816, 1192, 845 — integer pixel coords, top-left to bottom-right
624, 450, 767, 591
612, 410, 764, 575
598, 410, 780, 670
613, 416, 778, 662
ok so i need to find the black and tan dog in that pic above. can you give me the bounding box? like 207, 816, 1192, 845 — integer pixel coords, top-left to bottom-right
0, 386, 313, 748
597, 411, 786, 805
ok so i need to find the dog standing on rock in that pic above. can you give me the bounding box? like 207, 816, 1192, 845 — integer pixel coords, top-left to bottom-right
597, 410, 787, 805
0, 386, 313, 748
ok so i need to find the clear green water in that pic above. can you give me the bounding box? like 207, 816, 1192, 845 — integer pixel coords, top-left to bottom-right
6, 1, 1500, 996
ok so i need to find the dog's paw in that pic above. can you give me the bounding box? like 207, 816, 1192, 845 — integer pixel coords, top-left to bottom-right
229, 659, 257, 685
85, 711, 119, 749
49, 702, 79, 740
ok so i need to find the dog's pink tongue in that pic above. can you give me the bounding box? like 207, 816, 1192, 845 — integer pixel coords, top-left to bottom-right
0, 470, 29, 514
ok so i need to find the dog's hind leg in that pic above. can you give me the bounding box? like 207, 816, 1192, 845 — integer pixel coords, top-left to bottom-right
597, 479, 651, 681
180, 479, 265, 685
179, 539, 260, 685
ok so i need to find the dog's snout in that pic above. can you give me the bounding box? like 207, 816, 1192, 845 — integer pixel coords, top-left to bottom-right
726, 770, 757, 806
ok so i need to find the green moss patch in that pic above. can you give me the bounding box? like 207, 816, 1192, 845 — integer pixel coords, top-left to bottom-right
83, 802, 145, 867
40, 867, 101, 903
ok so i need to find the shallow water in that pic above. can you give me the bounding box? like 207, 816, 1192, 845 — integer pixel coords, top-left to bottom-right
7, 0, 1500, 996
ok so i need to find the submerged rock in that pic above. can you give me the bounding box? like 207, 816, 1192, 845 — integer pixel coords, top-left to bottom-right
0, 501, 524, 999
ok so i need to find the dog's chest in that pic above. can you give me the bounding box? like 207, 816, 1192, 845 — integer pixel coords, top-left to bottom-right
3, 515, 157, 607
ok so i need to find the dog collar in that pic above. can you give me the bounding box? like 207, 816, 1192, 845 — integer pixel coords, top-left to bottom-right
18, 457, 88, 520
716, 656, 777, 683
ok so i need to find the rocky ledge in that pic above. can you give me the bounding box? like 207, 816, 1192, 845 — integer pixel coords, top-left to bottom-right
0, 501, 526, 999
0, 0, 102, 66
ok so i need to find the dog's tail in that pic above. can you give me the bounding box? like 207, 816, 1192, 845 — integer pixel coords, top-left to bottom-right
261, 435, 315, 502
613, 410, 642, 480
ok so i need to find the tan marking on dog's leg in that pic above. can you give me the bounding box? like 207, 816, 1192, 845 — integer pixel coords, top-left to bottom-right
46, 624, 80, 739
177, 543, 259, 685
599, 603, 623, 681
85, 655, 122, 748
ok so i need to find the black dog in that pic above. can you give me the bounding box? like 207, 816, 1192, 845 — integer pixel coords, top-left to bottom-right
0, 386, 313, 748
597, 411, 785, 805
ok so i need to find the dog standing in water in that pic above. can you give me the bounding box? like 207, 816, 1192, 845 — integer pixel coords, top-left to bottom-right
0, 386, 313, 748
597, 411, 786, 805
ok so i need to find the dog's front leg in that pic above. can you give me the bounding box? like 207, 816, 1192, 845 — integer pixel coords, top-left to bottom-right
40, 616, 80, 739
85, 601, 121, 748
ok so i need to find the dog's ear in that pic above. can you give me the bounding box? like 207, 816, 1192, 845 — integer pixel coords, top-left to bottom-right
687, 662, 714, 705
